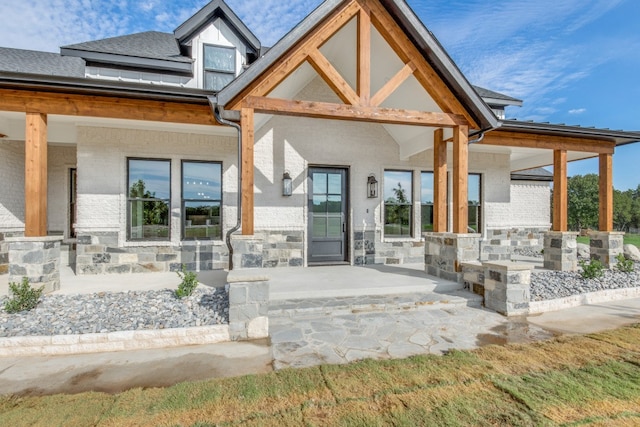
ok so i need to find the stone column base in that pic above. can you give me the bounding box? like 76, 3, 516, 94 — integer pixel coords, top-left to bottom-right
231, 235, 264, 270
589, 231, 624, 269
483, 261, 531, 316
227, 270, 269, 341
7, 236, 63, 293
543, 231, 578, 272
424, 232, 480, 283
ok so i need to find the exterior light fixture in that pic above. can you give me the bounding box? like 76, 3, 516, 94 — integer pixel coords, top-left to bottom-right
282, 171, 292, 196
367, 174, 378, 198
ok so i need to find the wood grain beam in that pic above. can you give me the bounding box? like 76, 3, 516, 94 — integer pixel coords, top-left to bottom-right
307, 49, 360, 106
364, 0, 477, 128
453, 125, 469, 234
25, 112, 48, 237
599, 153, 613, 232
357, 6, 371, 105
553, 150, 568, 232
227, 0, 360, 110
481, 131, 615, 154
433, 128, 447, 232
241, 108, 255, 235
0, 89, 216, 125
370, 61, 416, 107
242, 96, 467, 127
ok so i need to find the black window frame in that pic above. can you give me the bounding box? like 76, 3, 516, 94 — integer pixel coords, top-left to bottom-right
181, 160, 223, 241
383, 169, 414, 238
126, 157, 171, 242
468, 173, 482, 234
203, 44, 236, 91
420, 171, 434, 232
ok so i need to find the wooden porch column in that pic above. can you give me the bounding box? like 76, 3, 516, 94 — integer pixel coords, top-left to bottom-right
25, 112, 48, 237
241, 108, 255, 235
452, 125, 468, 233
598, 153, 613, 231
552, 149, 568, 231
433, 128, 447, 232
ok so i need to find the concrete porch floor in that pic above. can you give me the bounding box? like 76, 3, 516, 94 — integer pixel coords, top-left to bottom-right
1, 262, 463, 300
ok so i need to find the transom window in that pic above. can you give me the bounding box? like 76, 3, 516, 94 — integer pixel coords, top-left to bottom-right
384, 170, 413, 237
203, 44, 236, 91
182, 161, 222, 240
127, 159, 170, 241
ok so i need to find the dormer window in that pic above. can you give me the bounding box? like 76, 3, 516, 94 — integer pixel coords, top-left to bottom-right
203, 44, 236, 91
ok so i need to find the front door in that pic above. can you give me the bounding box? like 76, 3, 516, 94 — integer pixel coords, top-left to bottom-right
308, 167, 348, 264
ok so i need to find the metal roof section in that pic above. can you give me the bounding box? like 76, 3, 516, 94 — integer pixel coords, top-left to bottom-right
215, 0, 498, 130
500, 119, 640, 146
0, 47, 85, 77
510, 167, 553, 182
473, 85, 523, 108
174, 0, 260, 54
0, 71, 212, 104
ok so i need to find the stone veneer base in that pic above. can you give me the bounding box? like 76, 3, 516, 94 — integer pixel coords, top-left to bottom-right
543, 231, 578, 272
7, 235, 63, 293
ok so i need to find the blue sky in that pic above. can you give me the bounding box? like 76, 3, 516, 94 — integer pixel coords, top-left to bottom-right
1, 0, 638, 189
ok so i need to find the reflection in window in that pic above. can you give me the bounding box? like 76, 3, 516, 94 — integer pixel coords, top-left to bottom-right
468, 173, 482, 233
127, 159, 170, 241
384, 170, 413, 237
203, 45, 236, 91
182, 161, 222, 240
420, 172, 434, 232
311, 172, 343, 238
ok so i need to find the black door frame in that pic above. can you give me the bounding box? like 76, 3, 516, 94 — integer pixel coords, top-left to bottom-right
307, 165, 350, 265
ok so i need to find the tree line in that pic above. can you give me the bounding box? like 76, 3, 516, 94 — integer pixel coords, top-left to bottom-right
567, 174, 640, 232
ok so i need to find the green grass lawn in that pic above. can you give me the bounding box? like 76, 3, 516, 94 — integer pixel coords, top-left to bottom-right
1, 325, 640, 426
577, 233, 640, 248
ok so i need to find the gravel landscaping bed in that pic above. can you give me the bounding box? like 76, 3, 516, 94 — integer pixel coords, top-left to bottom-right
0, 287, 229, 338
531, 264, 640, 301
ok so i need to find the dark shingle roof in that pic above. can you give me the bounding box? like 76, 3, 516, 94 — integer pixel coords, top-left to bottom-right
61, 31, 191, 63
473, 86, 522, 104
0, 47, 85, 77
511, 167, 553, 181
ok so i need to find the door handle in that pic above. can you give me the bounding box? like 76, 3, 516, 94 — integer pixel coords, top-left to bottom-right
343, 222, 346, 233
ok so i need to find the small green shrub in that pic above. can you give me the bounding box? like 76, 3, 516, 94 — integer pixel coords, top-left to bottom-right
578, 259, 605, 279
615, 253, 635, 273
175, 265, 198, 298
3, 277, 44, 313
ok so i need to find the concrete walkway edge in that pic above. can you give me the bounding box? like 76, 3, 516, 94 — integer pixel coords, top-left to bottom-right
0, 325, 230, 357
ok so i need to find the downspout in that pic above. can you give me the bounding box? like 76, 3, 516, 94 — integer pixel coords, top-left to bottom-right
468, 129, 487, 144
209, 97, 241, 270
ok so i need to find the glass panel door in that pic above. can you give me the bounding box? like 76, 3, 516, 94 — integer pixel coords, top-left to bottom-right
308, 167, 348, 264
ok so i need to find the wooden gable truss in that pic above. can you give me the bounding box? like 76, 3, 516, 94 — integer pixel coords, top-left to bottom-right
228, 0, 478, 235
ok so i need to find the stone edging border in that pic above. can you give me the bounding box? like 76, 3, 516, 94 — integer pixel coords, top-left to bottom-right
0, 325, 230, 357
529, 287, 640, 314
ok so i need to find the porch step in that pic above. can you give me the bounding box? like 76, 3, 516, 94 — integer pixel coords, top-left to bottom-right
268, 290, 483, 317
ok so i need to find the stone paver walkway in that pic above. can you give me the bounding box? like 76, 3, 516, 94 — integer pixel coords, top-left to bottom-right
269, 290, 555, 369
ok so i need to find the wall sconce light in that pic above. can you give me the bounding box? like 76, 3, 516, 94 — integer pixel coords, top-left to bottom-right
282, 171, 292, 196
367, 174, 378, 198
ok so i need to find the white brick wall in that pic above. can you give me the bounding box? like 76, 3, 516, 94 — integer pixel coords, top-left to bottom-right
75, 127, 237, 246
0, 141, 24, 231
0, 141, 76, 234
509, 181, 551, 227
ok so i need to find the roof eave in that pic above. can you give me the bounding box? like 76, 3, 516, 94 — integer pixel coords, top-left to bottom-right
0, 72, 212, 103
482, 97, 523, 108
499, 119, 640, 146
379, 0, 498, 131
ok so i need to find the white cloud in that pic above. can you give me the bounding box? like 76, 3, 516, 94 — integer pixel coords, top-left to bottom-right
568, 108, 587, 115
